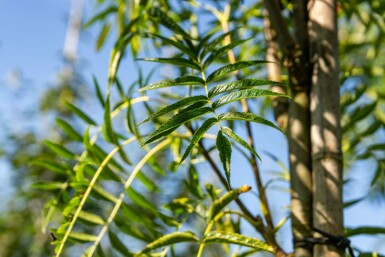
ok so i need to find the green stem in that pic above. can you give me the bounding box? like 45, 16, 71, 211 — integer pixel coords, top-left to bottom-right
86, 139, 171, 257
55, 137, 137, 257
197, 221, 214, 257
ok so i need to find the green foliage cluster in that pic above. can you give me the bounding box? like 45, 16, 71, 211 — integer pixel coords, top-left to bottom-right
2, 0, 385, 257
35, 3, 289, 257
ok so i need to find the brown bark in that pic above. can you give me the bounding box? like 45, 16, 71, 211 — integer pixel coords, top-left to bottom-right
263, 2, 313, 257
263, 10, 288, 130
309, 0, 344, 256
289, 1, 313, 257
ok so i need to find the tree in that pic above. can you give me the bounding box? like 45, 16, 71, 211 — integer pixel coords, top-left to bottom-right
34, 1, 385, 257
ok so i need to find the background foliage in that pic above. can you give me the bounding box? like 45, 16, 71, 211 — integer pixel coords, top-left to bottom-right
0, 0, 385, 257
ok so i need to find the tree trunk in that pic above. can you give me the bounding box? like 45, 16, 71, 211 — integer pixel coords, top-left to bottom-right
309, 0, 344, 256
263, 1, 313, 256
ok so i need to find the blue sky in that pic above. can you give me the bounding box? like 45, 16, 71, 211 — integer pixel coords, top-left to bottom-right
1, 1, 385, 255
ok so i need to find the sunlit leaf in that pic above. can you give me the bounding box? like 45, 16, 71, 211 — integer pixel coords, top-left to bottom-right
203, 38, 251, 68
56, 118, 83, 142
139, 76, 205, 92
108, 230, 133, 256
216, 130, 232, 187
142, 107, 213, 146
68, 232, 97, 243
139, 95, 208, 125
144, 33, 197, 60
148, 7, 193, 40
179, 118, 218, 165
208, 185, 251, 221
208, 79, 282, 98
219, 112, 284, 134
212, 89, 289, 109
78, 211, 105, 225
96, 22, 111, 51
32, 182, 65, 191
206, 60, 269, 83
65, 102, 97, 126
44, 141, 77, 159
137, 231, 199, 254
137, 57, 201, 71
199, 27, 241, 59
221, 126, 260, 161
108, 18, 139, 83
202, 231, 274, 253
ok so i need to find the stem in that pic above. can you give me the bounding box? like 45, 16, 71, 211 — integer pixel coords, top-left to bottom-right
55, 137, 137, 257
219, 14, 279, 249
197, 222, 215, 257
220, 12, 274, 227
87, 139, 171, 257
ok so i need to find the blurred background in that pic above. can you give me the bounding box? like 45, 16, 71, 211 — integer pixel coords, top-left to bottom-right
1, 1, 385, 256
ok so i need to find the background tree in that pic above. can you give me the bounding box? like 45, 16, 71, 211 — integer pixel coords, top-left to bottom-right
1, 1, 385, 257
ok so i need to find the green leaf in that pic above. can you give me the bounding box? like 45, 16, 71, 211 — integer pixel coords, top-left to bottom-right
108, 230, 133, 256
136, 171, 158, 192
96, 22, 111, 51
121, 204, 159, 228
203, 38, 251, 68
44, 141, 77, 159
31, 159, 70, 175
93, 75, 105, 107
114, 216, 155, 242
358, 253, 385, 257
126, 188, 158, 213
208, 79, 282, 98
208, 185, 251, 221
78, 211, 105, 225
142, 107, 213, 146
343, 101, 377, 132
137, 57, 201, 71
219, 112, 284, 134
199, 27, 241, 60
361, 119, 382, 137
92, 184, 118, 203
139, 95, 208, 125
345, 226, 385, 237
144, 33, 197, 60
83, 5, 118, 29
32, 182, 65, 191
108, 18, 139, 83
216, 130, 232, 187
137, 231, 199, 254
65, 102, 97, 125
368, 144, 385, 151
83, 128, 125, 171
221, 126, 261, 161
212, 89, 289, 109
68, 232, 97, 242
179, 118, 218, 165
206, 60, 269, 83
102, 95, 117, 144
344, 197, 365, 208
55, 118, 83, 142
148, 7, 193, 40
139, 76, 205, 92
202, 231, 274, 253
